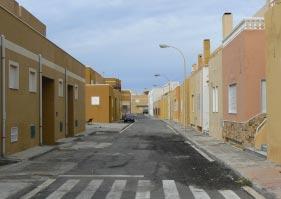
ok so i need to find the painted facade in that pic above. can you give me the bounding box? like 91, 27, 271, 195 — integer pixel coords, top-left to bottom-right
208, 47, 223, 139
222, 17, 266, 147
85, 67, 122, 123
121, 90, 131, 116
265, 2, 281, 163
131, 94, 149, 114
0, 2, 85, 155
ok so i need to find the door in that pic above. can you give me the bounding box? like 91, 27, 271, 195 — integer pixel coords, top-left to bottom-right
42, 77, 55, 145
68, 85, 74, 137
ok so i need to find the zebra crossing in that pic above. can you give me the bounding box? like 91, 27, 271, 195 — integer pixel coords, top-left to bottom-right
9, 178, 254, 199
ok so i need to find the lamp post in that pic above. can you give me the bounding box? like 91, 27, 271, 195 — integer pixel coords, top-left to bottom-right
159, 44, 187, 134
154, 74, 172, 121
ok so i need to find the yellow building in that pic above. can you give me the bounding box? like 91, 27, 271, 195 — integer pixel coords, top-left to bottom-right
0, 0, 85, 155
208, 47, 223, 139
121, 90, 131, 116
179, 79, 190, 127
131, 93, 149, 114
171, 86, 180, 122
85, 67, 122, 123
264, 2, 281, 163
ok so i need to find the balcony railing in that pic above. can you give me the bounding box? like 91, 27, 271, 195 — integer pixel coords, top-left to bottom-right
223, 17, 265, 47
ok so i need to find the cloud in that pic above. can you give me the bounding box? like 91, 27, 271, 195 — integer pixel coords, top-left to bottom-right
17, 0, 266, 91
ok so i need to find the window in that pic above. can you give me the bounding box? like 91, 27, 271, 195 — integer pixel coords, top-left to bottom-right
261, 80, 267, 113
212, 87, 219, 113
9, 61, 19, 90
91, 96, 100, 105
29, 68, 37, 92
228, 84, 237, 114
58, 79, 64, 97
74, 84, 79, 100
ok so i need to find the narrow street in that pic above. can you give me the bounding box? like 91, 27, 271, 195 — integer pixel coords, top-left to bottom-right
0, 117, 254, 199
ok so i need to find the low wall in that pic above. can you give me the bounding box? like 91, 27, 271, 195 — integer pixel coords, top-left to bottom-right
223, 113, 266, 147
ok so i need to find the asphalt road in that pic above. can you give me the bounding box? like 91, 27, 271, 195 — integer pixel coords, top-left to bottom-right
2, 116, 255, 199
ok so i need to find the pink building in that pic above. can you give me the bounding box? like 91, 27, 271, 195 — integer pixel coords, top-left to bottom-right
222, 14, 267, 147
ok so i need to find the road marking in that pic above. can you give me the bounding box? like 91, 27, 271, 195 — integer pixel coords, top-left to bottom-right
166, 125, 179, 135
59, 174, 144, 178
135, 180, 151, 199
46, 179, 79, 199
120, 123, 135, 134
162, 180, 180, 199
105, 180, 127, 199
75, 179, 103, 199
219, 190, 241, 199
243, 186, 266, 199
20, 179, 56, 199
189, 186, 211, 199
187, 143, 215, 162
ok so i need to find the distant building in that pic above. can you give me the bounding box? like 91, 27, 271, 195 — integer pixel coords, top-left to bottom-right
189, 40, 210, 133
121, 90, 132, 116
131, 93, 149, 114
85, 67, 122, 123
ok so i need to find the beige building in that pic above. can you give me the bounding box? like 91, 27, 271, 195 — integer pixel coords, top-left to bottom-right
0, 0, 85, 155
208, 46, 223, 139
131, 93, 149, 114
264, 1, 281, 163
179, 79, 190, 127
121, 90, 131, 116
85, 67, 122, 123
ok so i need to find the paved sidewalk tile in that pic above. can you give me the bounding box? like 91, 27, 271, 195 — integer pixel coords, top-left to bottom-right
166, 120, 281, 199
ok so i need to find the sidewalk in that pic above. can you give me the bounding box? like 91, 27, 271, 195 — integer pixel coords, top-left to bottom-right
166, 120, 281, 199
1, 123, 129, 163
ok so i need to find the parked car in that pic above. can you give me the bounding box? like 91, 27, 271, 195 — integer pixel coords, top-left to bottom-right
124, 114, 135, 123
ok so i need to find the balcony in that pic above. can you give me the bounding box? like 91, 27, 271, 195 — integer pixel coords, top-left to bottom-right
223, 17, 265, 47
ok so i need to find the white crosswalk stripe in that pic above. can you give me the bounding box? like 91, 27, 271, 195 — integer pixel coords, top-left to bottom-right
219, 190, 241, 199
75, 179, 103, 199
189, 186, 211, 199
20, 179, 56, 199
105, 180, 127, 199
135, 180, 151, 199
46, 179, 79, 199
163, 180, 180, 199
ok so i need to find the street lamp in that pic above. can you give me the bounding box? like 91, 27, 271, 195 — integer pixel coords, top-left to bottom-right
159, 44, 187, 134
154, 74, 172, 121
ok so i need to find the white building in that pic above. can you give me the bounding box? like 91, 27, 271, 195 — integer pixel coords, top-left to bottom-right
148, 82, 180, 116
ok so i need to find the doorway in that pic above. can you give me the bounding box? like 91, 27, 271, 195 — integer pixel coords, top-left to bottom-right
42, 77, 55, 145
67, 85, 74, 137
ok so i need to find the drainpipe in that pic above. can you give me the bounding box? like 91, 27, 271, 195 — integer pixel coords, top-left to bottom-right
39, 54, 43, 145
1, 35, 6, 157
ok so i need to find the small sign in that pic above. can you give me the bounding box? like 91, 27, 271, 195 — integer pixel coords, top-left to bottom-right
11, 127, 18, 143
91, 96, 100, 105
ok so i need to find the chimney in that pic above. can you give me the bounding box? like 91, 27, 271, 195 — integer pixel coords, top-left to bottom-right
203, 39, 211, 65
222, 13, 233, 39
198, 54, 203, 69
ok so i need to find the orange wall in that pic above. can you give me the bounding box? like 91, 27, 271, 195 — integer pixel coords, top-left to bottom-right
222, 30, 266, 122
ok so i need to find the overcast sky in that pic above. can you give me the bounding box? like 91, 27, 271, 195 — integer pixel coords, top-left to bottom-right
17, 0, 265, 92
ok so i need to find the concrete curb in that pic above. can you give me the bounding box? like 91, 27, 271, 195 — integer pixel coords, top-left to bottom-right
163, 120, 276, 199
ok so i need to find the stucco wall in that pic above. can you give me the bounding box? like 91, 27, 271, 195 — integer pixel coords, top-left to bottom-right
209, 47, 223, 139
0, 5, 85, 154
222, 30, 266, 123
265, 4, 281, 163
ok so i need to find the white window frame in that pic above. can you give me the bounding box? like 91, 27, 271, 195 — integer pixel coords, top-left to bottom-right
58, 79, 64, 97
74, 84, 79, 100
9, 61, 20, 90
228, 84, 237, 114
261, 80, 267, 113
29, 68, 37, 93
